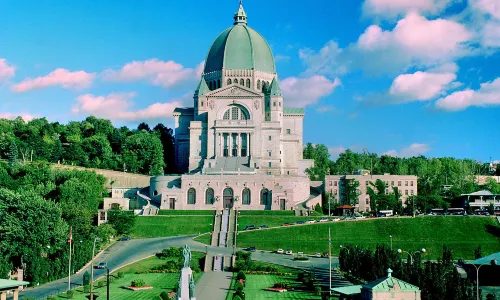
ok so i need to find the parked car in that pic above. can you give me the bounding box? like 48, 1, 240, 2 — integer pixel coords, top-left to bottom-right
259, 225, 269, 229
95, 262, 107, 269
306, 220, 316, 224
119, 236, 131, 241
296, 221, 305, 225
244, 225, 256, 231
282, 223, 292, 226
277, 248, 284, 254
355, 216, 366, 219
285, 250, 293, 255
319, 218, 329, 222
331, 218, 340, 222
247, 246, 256, 252
314, 253, 322, 258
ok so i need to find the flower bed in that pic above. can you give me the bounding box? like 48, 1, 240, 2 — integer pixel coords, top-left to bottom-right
266, 287, 288, 292
124, 285, 153, 291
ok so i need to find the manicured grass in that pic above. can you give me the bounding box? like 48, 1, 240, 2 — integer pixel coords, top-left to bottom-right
131, 216, 214, 238
237, 216, 500, 259
238, 210, 296, 216
193, 233, 212, 245
237, 216, 328, 230
158, 210, 215, 216
234, 274, 321, 300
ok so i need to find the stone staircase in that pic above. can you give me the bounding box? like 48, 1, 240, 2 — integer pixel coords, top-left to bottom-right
204, 209, 237, 272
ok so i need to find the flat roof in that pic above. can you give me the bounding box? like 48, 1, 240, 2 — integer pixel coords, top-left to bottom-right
0, 279, 30, 290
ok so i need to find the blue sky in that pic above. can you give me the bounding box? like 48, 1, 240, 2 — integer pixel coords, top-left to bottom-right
1, 0, 500, 161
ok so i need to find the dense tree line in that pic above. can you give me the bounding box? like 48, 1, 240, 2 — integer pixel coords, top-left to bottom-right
304, 144, 500, 212
0, 116, 176, 175
0, 161, 115, 285
339, 244, 479, 300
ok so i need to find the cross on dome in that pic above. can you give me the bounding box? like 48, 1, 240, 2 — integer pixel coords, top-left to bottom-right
234, 0, 248, 25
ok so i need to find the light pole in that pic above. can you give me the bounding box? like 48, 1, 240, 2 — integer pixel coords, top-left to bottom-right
90, 237, 101, 300
470, 259, 498, 300
397, 248, 426, 264
389, 235, 393, 250
105, 266, 110, 300
328, 227, 332, 295
339, 245, 350, 254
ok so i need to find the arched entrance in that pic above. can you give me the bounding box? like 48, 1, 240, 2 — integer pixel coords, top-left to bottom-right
223, 187, 234, 209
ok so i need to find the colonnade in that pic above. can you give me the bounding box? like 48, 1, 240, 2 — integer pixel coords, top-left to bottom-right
218, 132, 251, 157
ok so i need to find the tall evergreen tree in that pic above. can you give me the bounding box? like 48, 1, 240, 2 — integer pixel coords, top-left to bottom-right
8, 140, 18, 167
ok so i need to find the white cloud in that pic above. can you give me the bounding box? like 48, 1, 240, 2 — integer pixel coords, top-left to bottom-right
384, 143, 430, 157
435, 77, 500, 111
328, 146, 346, 159
0, 59, 15, 82
481, 20, 500, 47
301, 13, 473, 76
102, 59, 204, 88
72, 92, 191, 122
389, 70, 457, 101
281, 76, 341, 107
362, 0, 455, 19
471, 0, 500, 19
12, 68, 95, 92
0, 113, 36, 122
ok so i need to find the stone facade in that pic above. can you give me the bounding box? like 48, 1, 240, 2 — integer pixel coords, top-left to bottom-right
153, 2, 314, 211
324, 174, 418, 212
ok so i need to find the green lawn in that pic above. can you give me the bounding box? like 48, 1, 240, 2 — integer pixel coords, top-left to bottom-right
158, 210, 215, 216
236, 216, 500, 259
193, 233, 212, 245
237, 216, 328, 231
239, 210, 296, 216
131, 216, 214, 238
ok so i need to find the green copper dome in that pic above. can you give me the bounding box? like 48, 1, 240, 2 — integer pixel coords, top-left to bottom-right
203, 3, 276, 74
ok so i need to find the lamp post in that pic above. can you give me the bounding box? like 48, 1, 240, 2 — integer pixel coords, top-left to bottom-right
328, 227, 332, 295
339, 245, 350, 254
389, 235, 393, 250
396, 248, 426, 264
470, 259, 498, 300
90, 237, 101, 300
105, 266, 110, 300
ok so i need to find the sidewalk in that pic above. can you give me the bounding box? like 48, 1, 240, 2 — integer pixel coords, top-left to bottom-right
195, 271, 233, 300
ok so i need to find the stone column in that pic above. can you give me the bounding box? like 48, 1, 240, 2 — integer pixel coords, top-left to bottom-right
228, 134, 232, 157
238, 133, 241, 157
1, 291, 6, 300
13, 290, 18, 300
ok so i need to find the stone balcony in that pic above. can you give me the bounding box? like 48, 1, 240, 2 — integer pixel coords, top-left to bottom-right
214, 119, 255, 128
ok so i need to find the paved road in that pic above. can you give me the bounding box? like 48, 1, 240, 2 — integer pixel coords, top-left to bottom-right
18, 236, 345, 299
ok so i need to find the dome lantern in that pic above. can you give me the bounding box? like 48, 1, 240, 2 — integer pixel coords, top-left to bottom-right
234, 0, 248, 25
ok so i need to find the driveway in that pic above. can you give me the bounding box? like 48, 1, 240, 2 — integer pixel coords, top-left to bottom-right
18, 237, 344, 299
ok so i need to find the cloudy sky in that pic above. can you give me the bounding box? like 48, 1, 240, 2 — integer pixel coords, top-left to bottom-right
1, 0, 499, 161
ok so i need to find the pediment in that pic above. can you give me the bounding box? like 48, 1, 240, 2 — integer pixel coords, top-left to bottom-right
206, 85, 262, 97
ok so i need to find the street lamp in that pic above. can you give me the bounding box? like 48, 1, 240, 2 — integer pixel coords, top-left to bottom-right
339, 245, 350, 254
389, 235, 393, 250
397, 248, 426, 264
105, 266, 110, 300
470, 259, 498, 300
90, 237, 101, 300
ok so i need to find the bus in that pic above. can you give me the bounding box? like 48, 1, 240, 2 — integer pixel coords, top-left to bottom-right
379, 210, 393, 217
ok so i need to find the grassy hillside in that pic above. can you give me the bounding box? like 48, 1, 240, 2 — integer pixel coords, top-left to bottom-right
236, 216, 500, 259
131, 216, 213, 238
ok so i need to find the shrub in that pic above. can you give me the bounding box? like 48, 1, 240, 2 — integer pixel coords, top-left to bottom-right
235, 281, 244, 292
294, 257, 309, 261
47, 296, 57, 300
233, 290, 245, 300
160, 291, 170, 300
83, 285, 90, 293
315, 286, 322, 296
233, 295, 242, 300
66, 290, 74, 299
236, 271, 246, 281
117, 271, 124, 278
97, 280, 105, 288
273, 282, 289, 289
131, 279, 147, 287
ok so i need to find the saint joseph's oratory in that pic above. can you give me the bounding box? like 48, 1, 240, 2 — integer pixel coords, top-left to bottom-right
149, 2, 316, 211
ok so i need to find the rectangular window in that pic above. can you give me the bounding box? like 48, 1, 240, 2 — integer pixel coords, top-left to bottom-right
268, 162, 272, 167
411, 190, 414, 195
391, 181, 394, 186
411, 181, 414, 186
279, 102, 281, 107
366, 198, 369, 205
268, 151, 272, 157
405, 190, 409, 195
398, 181, 401, 186
329, 181, 332, 186
267, 172, 272, 175
201, 101, 204, 106
365, 181, 368, 186
273, 102, 276, 107
405, 181, 408, 186
334, 181, 338, 186
287, 171, 290, 175
286, 129, 291, 134
334, 189, 338, 195
268, 136, 272, 141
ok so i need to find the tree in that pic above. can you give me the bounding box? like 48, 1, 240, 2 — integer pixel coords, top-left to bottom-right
123, 131, 165, 175
8, 140, 18, 167
303, 143, 330, 181
154, 124, 176, 174
345, 179, 360, 206
107, 207, 137, 235
474, 245, 482, 259
137, 122, 151, 132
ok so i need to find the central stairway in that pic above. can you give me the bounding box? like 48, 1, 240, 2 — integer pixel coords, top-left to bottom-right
204, 209, 237, 272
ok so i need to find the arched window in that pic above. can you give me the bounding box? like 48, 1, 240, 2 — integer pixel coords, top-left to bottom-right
205, 188, 214, 205
257, 80, 261, 90
153, 190, 158, 196
217, 80, 221, 88
227, 79, 232, 85
187, 188, 196, 204
242, 188, 251, 205
260, 188, 269, 205
234, 78, 238, 84
246, 79, 251, 88
240, 79, 244, 86
262, 81, 267, 92
223, 105, 249, 120
209, 81, 213, 90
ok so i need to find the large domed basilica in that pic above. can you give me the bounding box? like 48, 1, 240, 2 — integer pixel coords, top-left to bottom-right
150, 1, 315, 211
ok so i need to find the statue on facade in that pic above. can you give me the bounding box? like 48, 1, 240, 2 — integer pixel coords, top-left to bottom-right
189, 275, 195, 298
182, 245, 191, 268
